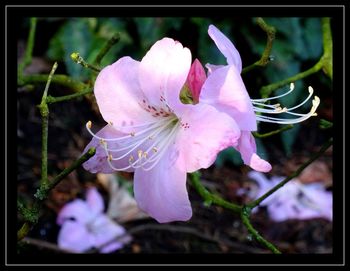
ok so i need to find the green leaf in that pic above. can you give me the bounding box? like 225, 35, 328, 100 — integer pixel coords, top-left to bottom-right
215, 147, 243, 168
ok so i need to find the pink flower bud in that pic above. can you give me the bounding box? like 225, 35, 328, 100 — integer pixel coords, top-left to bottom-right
186, 59, 206, 103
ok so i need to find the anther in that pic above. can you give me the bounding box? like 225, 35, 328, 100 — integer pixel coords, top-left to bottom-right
290, 82, 295, 91
108, 154, 113, 161
138, 150, 143, 159
87, 121, 92, 129
152, 147, 158, 153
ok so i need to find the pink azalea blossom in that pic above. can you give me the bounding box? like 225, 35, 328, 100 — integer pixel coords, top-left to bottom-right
82, 38, 241, 223
57, 187, 131, 253
247, 171, 332, 222
198, 25, 320, 172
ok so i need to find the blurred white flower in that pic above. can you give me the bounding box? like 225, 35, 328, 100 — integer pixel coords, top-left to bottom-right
245, 171, 332, 222
57, 187, 131, 253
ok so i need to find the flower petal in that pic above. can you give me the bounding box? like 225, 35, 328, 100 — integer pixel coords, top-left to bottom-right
176, 103, 241, 172
83, 125, 137, 174
235, 131, 272, 172
57, 221, 95, 253
94, 56, 154, 133
139, 38, 191, 113
57, 199, 92, 225
208, 24, 242, 72
86, 187, 104, 216
92, 215, 130, 253
133, 146, 192, 223
200, 65, 257, 131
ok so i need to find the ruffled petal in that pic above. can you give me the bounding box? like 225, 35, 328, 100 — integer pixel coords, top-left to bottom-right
57, 221, 95, 253
208, 24, 242, 72
133, 146, 192, 223
199, 65, 257, 131
176, 103, 241, 172
94, 56, 155, 133
235, 131, 272, 172
139, 38, 191, 113
86, 187, 105, 216
57, 199, 92, 225
83, 125, 138, 174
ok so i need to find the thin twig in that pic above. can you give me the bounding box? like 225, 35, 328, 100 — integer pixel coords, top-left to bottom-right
93, 33, 120, 66
259, 17, 332, 98
242, 17, 276, 74
18, 17, 37, 81
38, 62, 58, 187
71, 52, 101, 73
259, 59, 323, 98
88, 223, 268, 254
19, 74, 88, 92
189, 172, 241, 213
17, 148, 96, 241
253, 124, 293, 138
240, 207, 281, 254
46, 88, 93, 104
34, 147, 96, 200
21, 237, 76, 254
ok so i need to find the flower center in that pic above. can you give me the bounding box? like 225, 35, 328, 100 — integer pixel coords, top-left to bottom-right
251, 83, 320, 124
86, 115, 180, 172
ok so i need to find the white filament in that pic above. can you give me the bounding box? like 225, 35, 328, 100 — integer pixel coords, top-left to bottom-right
87, 115, 180, 172
252, 83, 320, 125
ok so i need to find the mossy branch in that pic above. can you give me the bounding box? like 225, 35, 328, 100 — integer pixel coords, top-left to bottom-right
242, 17, 276, 74
253, 124, 293, 138
18, 17, 37, 80
17, 147, 96, 241
19, 74, 88, 92
259, 17, 332, 98
93, 33, 120, 66
189, 172, 280, 253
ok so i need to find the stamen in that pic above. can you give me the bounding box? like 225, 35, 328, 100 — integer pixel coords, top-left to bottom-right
251, 83, 295, 102
100, 115, 180, 172
253, 84, 320, 125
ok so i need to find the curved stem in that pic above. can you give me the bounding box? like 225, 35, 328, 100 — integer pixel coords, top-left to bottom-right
253, 124, 293, 138
189, 172, 241, 213
38, 63, 58, 187
241, 207, 281, 254
18, 17, 37, 80
260, 59, 323, 98
71, 52, 101, 73
19, 74, 88, 92
46, 87, 93, 104
93, 33, 120, 66
242, 17, 276, 74
17, 148, 96, 241
259, 17, 332, 98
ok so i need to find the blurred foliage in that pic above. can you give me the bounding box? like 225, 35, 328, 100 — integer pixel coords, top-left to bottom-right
30, 17, 326, 166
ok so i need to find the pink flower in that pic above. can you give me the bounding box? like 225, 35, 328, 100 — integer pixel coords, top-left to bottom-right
247, 171, 332, 222
57, 187, 131, 253
198, 25, 320, 172
82, 38, 241, 223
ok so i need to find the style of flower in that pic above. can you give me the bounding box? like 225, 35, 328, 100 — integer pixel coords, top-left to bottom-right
246, 171, 332, 222
57, 187, 131, 253
198, 25, 320, 172
82, 38, 241, 223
